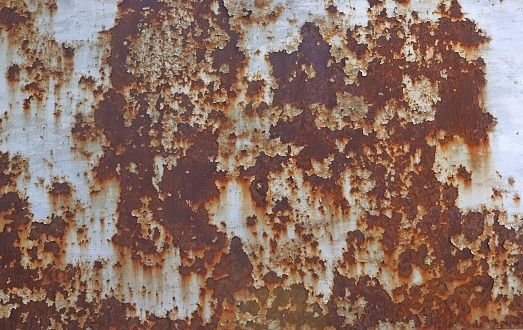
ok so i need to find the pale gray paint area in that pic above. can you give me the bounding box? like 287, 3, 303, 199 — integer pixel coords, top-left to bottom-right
53, 0, 118, 42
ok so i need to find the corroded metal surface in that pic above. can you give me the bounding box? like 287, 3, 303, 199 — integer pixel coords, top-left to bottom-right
1, 0, 523, 328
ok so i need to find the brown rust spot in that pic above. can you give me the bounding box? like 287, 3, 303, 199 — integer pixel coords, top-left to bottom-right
457, 164, 472, 182
368, 0, 383, 8
0, 7, 29, 30
50, 181, 72, 197
28, 215, 68, 240
79, 75, 96, 86
326, 4, 338, 14
62, 44, 74, 58
6, 64, 20, 81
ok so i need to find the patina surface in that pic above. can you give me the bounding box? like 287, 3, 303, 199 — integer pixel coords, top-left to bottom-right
1, 0, 523, 328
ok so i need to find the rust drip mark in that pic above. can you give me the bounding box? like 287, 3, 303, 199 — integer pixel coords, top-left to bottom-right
85, 0, 500, 323
1, 0, 522, 328
457, 164, 472, 186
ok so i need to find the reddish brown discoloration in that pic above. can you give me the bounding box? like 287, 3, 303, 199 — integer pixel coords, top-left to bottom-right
28, 215, 68, 240
6, 64, 20, 81
207, 237, 253, 308
0, 7, 29, 30
270, 23, 345, 110
82, 1, 516, 328
50, 182, 72, 197
2, 0, 523, 328
71, 113, 98, 142
457, 164, 472, 182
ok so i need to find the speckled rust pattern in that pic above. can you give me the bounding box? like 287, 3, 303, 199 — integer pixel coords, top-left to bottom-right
2, 0, 523, 328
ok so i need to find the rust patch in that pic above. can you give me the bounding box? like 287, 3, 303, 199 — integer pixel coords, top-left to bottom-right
28, 215, 68, 240
2, 0, 523, 328
81, 0, 513, 326
6, 64, 20, 82
0, 6, 29, 30
50, 181, 72, 197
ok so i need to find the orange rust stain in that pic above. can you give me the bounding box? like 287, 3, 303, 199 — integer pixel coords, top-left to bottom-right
1, 0, 522, 328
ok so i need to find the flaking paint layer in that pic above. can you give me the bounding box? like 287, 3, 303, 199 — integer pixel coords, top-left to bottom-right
2, 0, 523, 328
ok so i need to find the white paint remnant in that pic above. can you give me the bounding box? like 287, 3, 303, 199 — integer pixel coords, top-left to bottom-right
53, 0, 118, 42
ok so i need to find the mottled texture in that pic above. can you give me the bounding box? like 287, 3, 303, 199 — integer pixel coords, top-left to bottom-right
1, 0, 523, 328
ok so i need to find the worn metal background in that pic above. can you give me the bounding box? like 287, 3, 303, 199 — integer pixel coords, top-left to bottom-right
1, 0, 523, 328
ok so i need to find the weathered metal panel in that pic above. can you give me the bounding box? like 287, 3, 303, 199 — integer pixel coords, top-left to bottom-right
1, 0, 523, 328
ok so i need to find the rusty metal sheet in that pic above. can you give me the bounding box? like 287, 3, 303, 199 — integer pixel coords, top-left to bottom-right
2, 0, 523, 328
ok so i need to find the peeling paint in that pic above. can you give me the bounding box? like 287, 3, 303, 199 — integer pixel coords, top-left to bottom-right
2, 0, 523, 328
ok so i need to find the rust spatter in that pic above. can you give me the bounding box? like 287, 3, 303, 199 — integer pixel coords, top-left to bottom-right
2, 0, 523, 328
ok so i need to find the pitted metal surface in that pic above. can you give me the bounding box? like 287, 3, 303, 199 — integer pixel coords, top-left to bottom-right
1, 0, 523, 328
